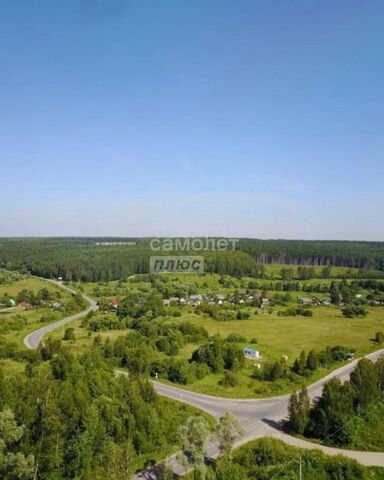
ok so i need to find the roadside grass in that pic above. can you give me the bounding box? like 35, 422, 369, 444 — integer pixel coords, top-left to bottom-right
49, 302, 384, 399
372, 468, 384, 479
181, 437, 384, 480
0, 275, 82, 349
13, 272, 384, 398
165, 305, 384, 397
134, 396, 215, 472
48, 311, 132, 355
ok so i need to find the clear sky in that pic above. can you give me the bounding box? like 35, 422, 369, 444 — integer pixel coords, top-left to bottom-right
0, 0, 383, 239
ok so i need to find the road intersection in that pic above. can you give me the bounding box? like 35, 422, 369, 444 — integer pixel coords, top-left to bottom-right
22, 279, 384, 476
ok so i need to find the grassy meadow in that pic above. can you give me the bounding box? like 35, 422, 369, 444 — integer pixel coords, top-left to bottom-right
0, 272, 82, 349
43, 269, 384, 397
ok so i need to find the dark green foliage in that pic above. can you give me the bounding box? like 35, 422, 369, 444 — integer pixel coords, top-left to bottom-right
342, 305, 367, 318
292, 346, 349, 377
255, 359, 288, 382
278, 306, 313, 317
192, 337, 224, 374
307, 350, 320, 371
290, 357, 384, 448
1, 238, 384, 283
214, 458, 246, 479
350, 359, 380, 411
293, 351, 307, 376
229, 438, 367, 480
268, 360, 288, 381
219, 371, 239, 387
117, 293, 165, 320
0, 342, 204, 479
288, 386, 310, 434
297, 266, 316, 279
239, 239, 384, 272
226, 333, 247, 344
63, 327, 76, 342
375, 332, 384, 344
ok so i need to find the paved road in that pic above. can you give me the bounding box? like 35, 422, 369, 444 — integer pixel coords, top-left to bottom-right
21, 280, 384, 474
132, 348, 384, 477
152, 348, 384, 420
23, 279, 98, 349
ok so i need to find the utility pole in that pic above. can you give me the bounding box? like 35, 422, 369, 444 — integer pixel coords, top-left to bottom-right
33, 463, 39, 480
299, 453, 303, 480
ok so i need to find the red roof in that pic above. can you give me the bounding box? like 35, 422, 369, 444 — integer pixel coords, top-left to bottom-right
110, 299, 119, 306
18, 301, 32, 309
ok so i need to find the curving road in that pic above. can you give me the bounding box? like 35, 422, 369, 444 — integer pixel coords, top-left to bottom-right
150, 348, 384, 468
122, 348, 384, 478
23, 279, 98, 349
21, 279, 384, 474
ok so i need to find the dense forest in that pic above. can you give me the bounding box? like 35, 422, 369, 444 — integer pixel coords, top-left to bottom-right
0, 341, 206, 479
238, 238, 384, 269
0, 238, 384, 282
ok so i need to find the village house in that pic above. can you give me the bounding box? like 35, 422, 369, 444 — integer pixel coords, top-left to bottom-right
110, 299, 119, 310
261, 298, 270, 306
298, 297, 313, 305
18, 301, 32, 310
190, 294, 203, 306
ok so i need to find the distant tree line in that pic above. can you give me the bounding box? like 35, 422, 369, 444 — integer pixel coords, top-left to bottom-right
239, 238, 384, 270
1, 238, 384, 282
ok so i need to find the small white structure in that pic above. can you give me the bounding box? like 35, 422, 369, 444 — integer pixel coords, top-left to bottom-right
244, 347, 260, 359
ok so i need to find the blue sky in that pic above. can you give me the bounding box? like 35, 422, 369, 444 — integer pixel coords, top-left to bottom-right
0, 0, 383, 239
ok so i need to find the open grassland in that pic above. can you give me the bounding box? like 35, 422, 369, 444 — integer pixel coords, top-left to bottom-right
176, 307, 384, 360
47, 300, 384, 398
0, 274, 82, 349
17, 271, 384, 398
261, 263, 362, 278
0, 275, 59, 297
164, 305, 384, 397
49, 311, 131, 354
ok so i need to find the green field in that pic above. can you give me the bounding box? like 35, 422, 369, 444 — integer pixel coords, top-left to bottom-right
0, 272, 83, 349
41, 271, 384, 398
165, 307, 383, 397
